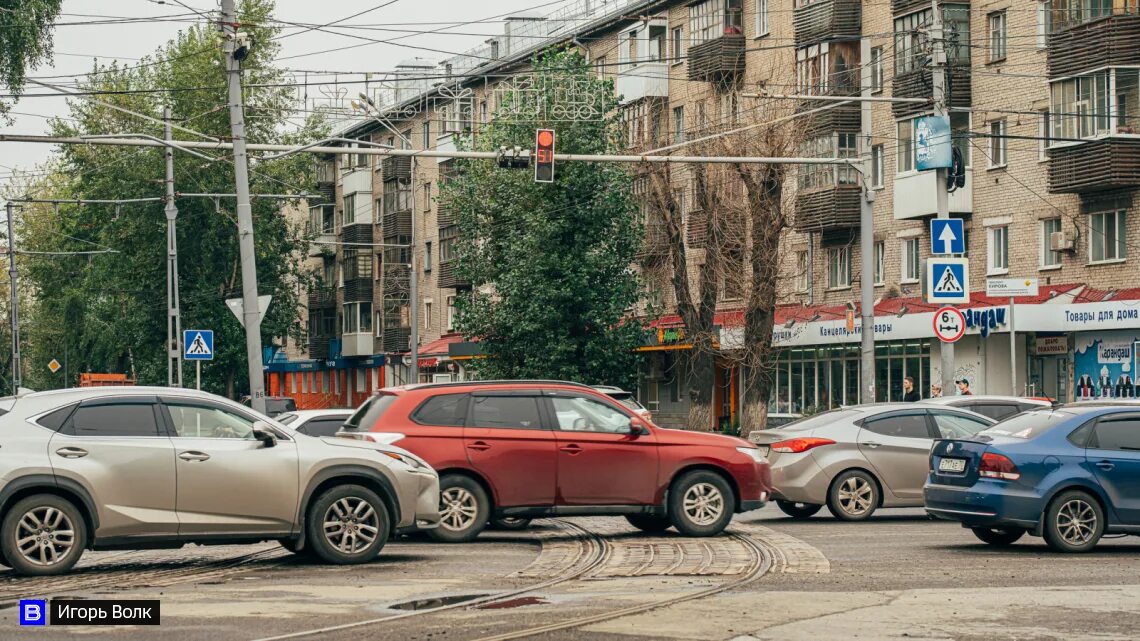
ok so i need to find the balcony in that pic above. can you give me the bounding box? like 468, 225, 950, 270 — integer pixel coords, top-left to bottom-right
341, 168, 371, 195
793, 0, 861, 46
437, 261, 469, 289
1048, 139, 1140, 193
381, 156, 412, 180
686, 33, 745, 82
794, 184, 862, 232
383, 210, 412, 237
617, 62, 669, 104
381, 327, 411, 354
893, 169, 973, 220
343, 277, 373, 303
892, 64, 971, 119
1048, 14, 1140, 79
307, 334, 331, 361
340, 333, 374, 358
307, 287, 335, 309
437, 201, 456, 228
341, 222, 373, 246
637, 221, 671, 265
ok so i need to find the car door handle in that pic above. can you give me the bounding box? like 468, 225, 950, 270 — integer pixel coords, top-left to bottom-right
178, 451, 211, 462
1095, 460, 1115, 471
55, 447, 88, 459
466, 441, 491, 452
863, 442, 882, 449
560, 444, 583, 455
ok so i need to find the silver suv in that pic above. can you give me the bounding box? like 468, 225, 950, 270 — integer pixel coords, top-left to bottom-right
0, 387, 440, 576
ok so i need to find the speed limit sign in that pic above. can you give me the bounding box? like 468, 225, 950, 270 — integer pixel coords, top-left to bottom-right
933, 306, 966, 343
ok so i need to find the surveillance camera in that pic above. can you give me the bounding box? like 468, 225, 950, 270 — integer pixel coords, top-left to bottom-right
232, 31, 253, 62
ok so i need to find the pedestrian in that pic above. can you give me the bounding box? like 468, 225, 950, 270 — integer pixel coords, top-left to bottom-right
930, 383, 943, 398
903, 376, 921, 402
956, 378, 973, 396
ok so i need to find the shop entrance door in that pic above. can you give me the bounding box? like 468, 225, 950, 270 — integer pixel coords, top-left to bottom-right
1028, 356, 1067, 400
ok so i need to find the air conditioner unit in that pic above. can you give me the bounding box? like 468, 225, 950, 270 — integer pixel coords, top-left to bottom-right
1050, 231, 1075, 252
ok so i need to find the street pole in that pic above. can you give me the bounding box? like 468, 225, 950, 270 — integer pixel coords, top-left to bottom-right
5, 202, 20, 393
930, 0, 955, 395
409, 157, 419, 384
1009, 296, 1017, 395
220, 0, 267, 414
196, 361, 202, 391
859, 36, 876, 404
164, 107, 184, 387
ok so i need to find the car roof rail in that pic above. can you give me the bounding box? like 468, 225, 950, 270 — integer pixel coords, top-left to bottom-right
411, 379, 595, 391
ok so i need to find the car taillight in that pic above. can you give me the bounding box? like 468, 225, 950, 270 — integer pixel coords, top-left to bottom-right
979, 452, 1020, 480
769, 437, 836, 454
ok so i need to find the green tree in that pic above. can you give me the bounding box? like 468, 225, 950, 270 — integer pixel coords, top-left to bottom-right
0, 0, 64, 121
442, 50, 645, 388
16, 0, 324, 395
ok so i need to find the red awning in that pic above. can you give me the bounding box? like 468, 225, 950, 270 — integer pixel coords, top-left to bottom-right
418, 333, 466, 357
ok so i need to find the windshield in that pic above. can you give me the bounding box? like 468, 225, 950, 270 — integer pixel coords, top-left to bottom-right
777, 409, 859, 430
978, 409, 1073, 439
343, 393, 399, 431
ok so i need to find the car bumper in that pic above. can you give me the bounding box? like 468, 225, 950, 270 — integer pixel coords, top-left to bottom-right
768, 452, 830, 505
394, 470, 441, 532
739, 494, 768, 513
923, 482, 1041, 529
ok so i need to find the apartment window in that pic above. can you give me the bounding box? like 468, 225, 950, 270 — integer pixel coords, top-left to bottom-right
424, 241, 433, 273
795, 250, 810, 292
424, 300, 432, 330
755, 0, 769, 37
1042, 218, 1063, 268
988, 225, 1010, 274
342, 193, 359, 225
423, 182, 431, 211
342, 302, 373, 334
1090, 210, 1127, 263
827, 246, 851, 289
309, 204, 335, 234
689, 1, 721, 45
895, 5, 970, 74
439, 224, 459, 262
897, 119, 914, 173
989, 120, 1007, 168
1052, 0, 1115, 32
352, 136, 369, 168
594, 55, 607, 78
343, 248, 373, 281
421, 121, 430, 149
671, 26, 684, 63
1036, 1, 1052, 49
648, 25, 666, 62
837, 133, 857, 184
623, 28, 639, 68
795, 42, 831, 95
872, 144, 884, 188
446, 295, 456, 331
901, 237, 920, 282
870, 47, 883, 93
1049, 70, 1116, 142
672, 106, 684, 144
1039, 110, 1050, 161
479, 100, 487, 124
988, 11, 1007, 63
874, 241, 885, 285
382, 177, 411, 214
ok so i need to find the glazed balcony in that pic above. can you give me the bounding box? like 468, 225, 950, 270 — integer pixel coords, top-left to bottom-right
1047, 12, 1140, 78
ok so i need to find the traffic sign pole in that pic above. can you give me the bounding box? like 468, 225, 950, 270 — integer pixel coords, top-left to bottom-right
1010, 296, 1017, 396
196, 361, 202, 391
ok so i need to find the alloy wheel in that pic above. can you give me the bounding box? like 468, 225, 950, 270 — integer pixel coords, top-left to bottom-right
322, 497, 380, 554
15, 506, 76, 567
682, 482, 724, 526
1056, 498, 1097, 546
837, 476, 874, 516
440, 487, 478, 532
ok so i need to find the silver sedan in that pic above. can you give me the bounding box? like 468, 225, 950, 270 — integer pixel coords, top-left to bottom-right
749, 403, 995, 521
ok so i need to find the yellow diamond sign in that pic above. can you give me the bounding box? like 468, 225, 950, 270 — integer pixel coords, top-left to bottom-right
48, 359, 61, 374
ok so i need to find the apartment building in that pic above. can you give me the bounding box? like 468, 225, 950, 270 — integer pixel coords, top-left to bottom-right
267, 0, 1140, 425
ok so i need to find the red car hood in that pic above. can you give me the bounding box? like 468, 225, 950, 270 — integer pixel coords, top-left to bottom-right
654, 427, 753, 449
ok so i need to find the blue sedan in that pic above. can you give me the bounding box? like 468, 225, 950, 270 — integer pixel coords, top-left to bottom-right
925, 403, 1140, 552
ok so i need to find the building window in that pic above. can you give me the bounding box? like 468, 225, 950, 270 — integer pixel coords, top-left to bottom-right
1036, 1, 1052, 48
671, 26, 684, 62
447, 295, 456, 331
689, 0, 743, 45
827, 246, 851, 289
897, 120, 914, 173
439, 224, 459, 262
872, 144, 884, 188
901, 237, 920, 282
672, 106, 684, 144
382, 177, 411, 214
988, 120, 1007, 168
988, 11, 1007, 63
423, 182, 431, 211
894, 5, 970, 75
988, 225, 1010, 274
594, 55, 607, 78
309, 204, 335, 235
1042, 218, 1062, 268
755, 0, 769, 37
342, 302, 373, 334
1090, 210, 1127, 263
343, 248, 373, 281
421, 121, 430, 149
424, 300, 432, 329
1049, 69, 1118, 142
342, 193, 361, 225
795, 250, 809, 292
1052, 0, 1116, 32
424, 241, 433, 273
870, 46, 883, 93
874, 241, 885, 285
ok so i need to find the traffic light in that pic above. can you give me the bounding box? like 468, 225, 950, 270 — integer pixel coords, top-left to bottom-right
534, 128, 554, 183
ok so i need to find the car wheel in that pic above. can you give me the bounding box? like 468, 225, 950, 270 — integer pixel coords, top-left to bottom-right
668, 470, 735, 537
305, 484, 390, 565
1, 494, 87, 576
625, 514, 672, 533
971, 526, 1026, 547
1043, 490, 1104, 553
428, 475, 490, 543
490, 517, 532, 531
826, 470, 880, 521
776, 500, 823, 519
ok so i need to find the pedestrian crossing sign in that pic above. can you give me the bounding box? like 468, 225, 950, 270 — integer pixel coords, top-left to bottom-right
926, 258, 970, 304
183, 329, 214, 361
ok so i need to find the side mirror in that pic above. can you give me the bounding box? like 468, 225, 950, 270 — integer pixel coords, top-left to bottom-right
629, 418, 648, 436
252, 422, 277, 448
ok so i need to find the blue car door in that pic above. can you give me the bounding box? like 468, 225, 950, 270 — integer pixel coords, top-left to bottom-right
1087, 413, 1140, 525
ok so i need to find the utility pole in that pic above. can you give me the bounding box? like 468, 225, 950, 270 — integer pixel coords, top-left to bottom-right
409, 156, 420, 385
5, 202, 19, 393
220, 0, 267, 414
930, 0, 955, 395
164, 107, 184, 387
859, 36, 876, 404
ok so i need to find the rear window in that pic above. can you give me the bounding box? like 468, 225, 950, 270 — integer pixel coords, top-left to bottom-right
978, 409, 1072, 439
343, 394, 399, 431
777, 409, 859, 431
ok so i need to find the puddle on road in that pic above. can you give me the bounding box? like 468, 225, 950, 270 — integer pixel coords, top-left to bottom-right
476, 596, 548, 610
389, 594, 490, 611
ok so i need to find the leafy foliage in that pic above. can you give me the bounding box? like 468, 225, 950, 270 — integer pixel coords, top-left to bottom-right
441, 50, 645, 388
0, 0, 63, 120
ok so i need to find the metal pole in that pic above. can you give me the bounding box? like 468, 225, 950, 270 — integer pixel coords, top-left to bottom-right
196, 361, 202, 391
221, 0, 267, 414
859, 36, 876, 404
1009, 296, 1017, 395
409, 157, 419, 384
931, 0, 955, 395
5, 202, 20, 393
165, 107, 183, 387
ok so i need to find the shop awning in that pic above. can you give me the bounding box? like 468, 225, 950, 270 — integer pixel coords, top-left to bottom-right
419, 333, 466, 357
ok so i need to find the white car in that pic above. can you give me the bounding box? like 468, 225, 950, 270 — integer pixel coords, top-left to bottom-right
276, 409, 354, 437
591, 385, 653, 422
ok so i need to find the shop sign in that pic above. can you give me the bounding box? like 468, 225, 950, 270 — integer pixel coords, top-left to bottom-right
1098, 338, 1134, 364
986, 278, 1038, 298
964, 307, 1007, 338
658, 327, 686, 344
418, 357, 439, 369
1034, 336, 1068, 355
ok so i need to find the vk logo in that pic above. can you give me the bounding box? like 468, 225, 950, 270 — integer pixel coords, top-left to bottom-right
19, 599, 47, 626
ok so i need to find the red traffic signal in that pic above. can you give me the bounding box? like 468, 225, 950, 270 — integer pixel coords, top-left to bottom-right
534, 128, 554, 183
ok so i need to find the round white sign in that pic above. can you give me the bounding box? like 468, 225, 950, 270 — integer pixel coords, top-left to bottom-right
933, 307, 966, 343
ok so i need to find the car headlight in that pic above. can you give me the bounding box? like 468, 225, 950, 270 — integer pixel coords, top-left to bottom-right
380, 450, 427, 471
736, 446, 767, 463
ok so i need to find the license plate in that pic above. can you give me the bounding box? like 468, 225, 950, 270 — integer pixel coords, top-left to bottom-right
757, 446, 770, 458
939, 457, 967, 473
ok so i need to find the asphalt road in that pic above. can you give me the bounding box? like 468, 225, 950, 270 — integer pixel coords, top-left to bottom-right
3, 506, 1139, 640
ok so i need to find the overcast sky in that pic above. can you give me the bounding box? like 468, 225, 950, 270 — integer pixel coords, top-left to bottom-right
1, 0, 557, 190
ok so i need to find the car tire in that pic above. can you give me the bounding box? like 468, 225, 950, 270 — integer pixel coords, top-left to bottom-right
776, 500, 823, 519
1043, 490, 1105, 553
668, 470, 735, 537
428, 474, 490, 543
305, 484, 390, 565
490, 517, 532, 531
971, 526, 1026, 547
826, 470, 880, 522
1, 494, 87, 576
625, 514, 672, 533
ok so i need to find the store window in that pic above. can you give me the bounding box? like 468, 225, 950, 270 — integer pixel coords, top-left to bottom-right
767, 341, 932, 412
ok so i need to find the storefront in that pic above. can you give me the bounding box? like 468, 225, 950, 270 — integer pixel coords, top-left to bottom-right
264, 352, 385, 410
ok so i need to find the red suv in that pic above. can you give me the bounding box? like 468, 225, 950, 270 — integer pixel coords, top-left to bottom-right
342, 380, 771, 542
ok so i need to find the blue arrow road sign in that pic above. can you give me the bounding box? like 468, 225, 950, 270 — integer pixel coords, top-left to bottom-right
183, 330, 214, 361
930, 218, 965, 255
927, 258, 970, 304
